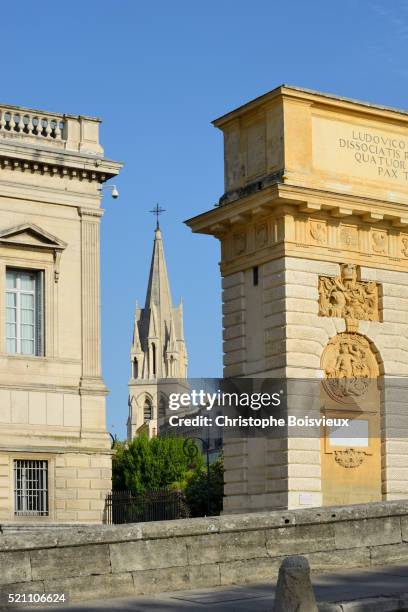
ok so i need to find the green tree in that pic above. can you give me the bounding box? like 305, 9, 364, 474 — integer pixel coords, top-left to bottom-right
185, 454, 224, 517
112, 435, 203, 494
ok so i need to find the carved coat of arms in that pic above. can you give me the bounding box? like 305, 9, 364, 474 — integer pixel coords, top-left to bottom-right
318, 264, 378, 322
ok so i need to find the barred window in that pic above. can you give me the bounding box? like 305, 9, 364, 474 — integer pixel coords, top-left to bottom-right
14, 460, 48, 516
6, 269, 44, 356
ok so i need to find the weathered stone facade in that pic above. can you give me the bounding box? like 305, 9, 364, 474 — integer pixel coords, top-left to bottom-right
186, 85, 408, 513
0, 103, 121, 522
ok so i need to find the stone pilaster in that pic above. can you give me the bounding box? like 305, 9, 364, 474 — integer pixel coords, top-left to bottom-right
222, 271, 246, 377
79, 208, 106, 395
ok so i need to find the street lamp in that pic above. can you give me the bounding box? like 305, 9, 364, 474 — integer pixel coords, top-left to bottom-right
183, 437, 211, 516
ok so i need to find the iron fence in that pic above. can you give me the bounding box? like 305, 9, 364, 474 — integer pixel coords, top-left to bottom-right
104, 489, 190, 524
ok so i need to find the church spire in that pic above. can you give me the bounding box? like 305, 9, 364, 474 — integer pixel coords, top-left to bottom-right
144, 227, 173, 320
128, 222, 188, 440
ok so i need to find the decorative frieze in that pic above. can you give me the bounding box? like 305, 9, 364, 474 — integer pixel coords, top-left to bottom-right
224, 217, 282, 264
222, 210, 408, 274
294, 216, 408, 266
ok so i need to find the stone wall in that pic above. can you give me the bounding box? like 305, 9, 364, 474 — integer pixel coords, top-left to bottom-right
54, 453, 112, 523
0, 452, 112, 523
1, 500, 408, 604
222, 255, 408, 513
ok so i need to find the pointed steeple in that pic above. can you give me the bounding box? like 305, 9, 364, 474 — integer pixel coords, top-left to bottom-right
128, 223, 188, 440
145, 227, 173, 321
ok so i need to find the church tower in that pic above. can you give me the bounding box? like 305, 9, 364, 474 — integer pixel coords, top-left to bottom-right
127, 224, 188, 439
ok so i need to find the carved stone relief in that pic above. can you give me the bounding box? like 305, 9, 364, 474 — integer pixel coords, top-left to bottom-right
340, 226, 358, 249
321, 332, 378, 402
256, 223, 267, 247
318, 264, 379, 322
334, 448, 366, 468
310, 221, 327, 244
233, 232, 246, 255
371, 230, 387, 254
402, 236, 408, 258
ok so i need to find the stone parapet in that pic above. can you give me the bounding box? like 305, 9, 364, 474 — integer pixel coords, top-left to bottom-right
0, 103, 102, 155
0, 500, 408, 603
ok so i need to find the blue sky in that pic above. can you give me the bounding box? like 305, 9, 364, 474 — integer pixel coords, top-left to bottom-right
3, 1, 408, 438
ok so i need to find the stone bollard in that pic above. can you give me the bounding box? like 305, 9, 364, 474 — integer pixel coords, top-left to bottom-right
273, 555, 318, 612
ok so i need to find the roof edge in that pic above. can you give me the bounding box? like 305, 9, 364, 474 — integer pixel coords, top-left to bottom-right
212, 84, 408, 128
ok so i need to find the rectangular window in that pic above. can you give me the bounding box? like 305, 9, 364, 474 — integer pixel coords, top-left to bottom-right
13, 459, 48, 516
6, 269, 44, 356
252, 266, 259, 286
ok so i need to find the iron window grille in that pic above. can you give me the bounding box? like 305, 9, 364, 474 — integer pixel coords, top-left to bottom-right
14, 459, 48, 516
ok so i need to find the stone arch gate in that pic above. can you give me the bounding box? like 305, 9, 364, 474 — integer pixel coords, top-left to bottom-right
186, 85, 408, 512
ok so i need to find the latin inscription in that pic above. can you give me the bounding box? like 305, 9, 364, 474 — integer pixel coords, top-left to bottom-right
339, 130, 408, 180
312, 117, 408, 188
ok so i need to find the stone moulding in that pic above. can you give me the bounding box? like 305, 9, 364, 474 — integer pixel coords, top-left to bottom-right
0, 155, 108, 183
186, 175, 408, 278
0, 222, 67, 283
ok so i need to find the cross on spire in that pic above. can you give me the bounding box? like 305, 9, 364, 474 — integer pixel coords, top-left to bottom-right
149, 203, 166, 229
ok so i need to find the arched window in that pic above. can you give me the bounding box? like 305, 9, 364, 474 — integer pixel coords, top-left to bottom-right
132, 358, 138, 379
144, 398, 152, 422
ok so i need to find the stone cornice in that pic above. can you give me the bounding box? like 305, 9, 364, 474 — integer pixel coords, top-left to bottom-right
186, 183, 408, 276
186, 182, 408, 236
79, 207, 104, 219
79, 376, 109, 397
0, 141, 122, 183
218, 170, 284, 206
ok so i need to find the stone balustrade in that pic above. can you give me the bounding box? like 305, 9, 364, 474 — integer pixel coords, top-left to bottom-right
0, 104, 103, 154
0, 108, 64, 140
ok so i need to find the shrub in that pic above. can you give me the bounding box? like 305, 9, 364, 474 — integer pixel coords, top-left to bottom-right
112, 435, 203, 494
185, 454, 224, 517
